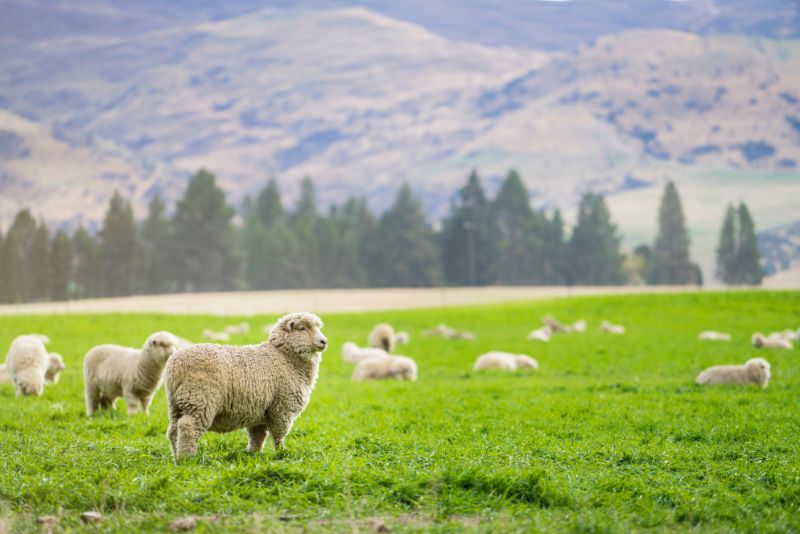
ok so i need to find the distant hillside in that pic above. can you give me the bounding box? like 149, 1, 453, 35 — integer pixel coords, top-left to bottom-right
759, 220, 800, 276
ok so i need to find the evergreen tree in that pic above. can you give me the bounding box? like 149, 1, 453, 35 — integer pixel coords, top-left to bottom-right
99, 191, 141, 296
489, 170, 541, 285
369, 184, 442, 287
321, 198, 370, 287
73, 226, 101, 298
256, 180, 285, 227
5, 209, 37, 301
0, 228, 4, 301
440, 170, 495, 286
171, 169, 238, 291
50, 230, 74, 301
568, 192, 626, 285
715, 204, 737, 284
287, 176, 324, 287
541, 209, 568, 284
651, 180, 694, 285
0, 230, 23, 303
28, 220, 52, 301
141, 195, 172, 294
735, 202, 763, 285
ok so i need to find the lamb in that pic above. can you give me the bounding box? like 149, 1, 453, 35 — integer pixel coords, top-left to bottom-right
224, 322, 250, 335
202, 329, 230, 342
751, 333, 793, 350
368, 323, 397, 353
396, 331, 411, 345
84, 331, 180, 416
4, 335, 50, 396
527, 325, 552, 342
341, 342, 390, 364
352, 355, 418, 381
696, 358, 771, 387
473, 352, 539, 371
572, 320, 587, 333
601, 320, 625, 334
165, 312, 327, 459
0, 352, 64, 384
699, 331, 732, 342
543, 316, 571, 333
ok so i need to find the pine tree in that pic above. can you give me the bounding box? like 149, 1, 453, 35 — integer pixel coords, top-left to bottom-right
256, 180, 285, 227
141, 195, 172, 294
0, 230, 23, 303
369, 184, 442, 287
652, 180, 694, 285
99, 191, 141, 296
322, 198, 370, 287
171, 169, 238, 291
568, 192, 626, 285
28, 220, 52, 301
440, 170, 494, 286
736, 202, 763, 285
73, 226, 102, 299
5, 209, 37, 301
288, 176, 323, 287
0, 228, 4, 302
50, 230, 74, 301
715, 204, 737, 284
489, 170, 541, 285
541, 209, 568, 284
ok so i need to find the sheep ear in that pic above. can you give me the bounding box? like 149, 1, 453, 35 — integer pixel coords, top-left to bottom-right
286, 320, 296, 331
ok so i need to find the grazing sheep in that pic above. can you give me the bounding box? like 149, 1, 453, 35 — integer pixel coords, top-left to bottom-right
202, 329, 230, 342
341, 342, 390, 364
572, 320, 587, 333
368, 323, 397, 353
696, 358, 771, 387
224, 322, 250, 335
601, 320, 625, 334
165, 312, 327, 459
352, 355, 418, 381
396, 331, 411, 345
527, 325, 552, 342
422, 324, 457, 338
4, 335, 50, 396
752, 333, 793, 350
544, 316, 571, 333
84, 331, 180, 416
45, 353, 65, 383
473, 352, 539, 371
698, 331, 732, 342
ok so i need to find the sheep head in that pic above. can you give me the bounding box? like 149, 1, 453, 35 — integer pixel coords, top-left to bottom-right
144, 331, 180, 363
745, 358, 771, 387
45, 353, 65, 383
271, 312, 327, 357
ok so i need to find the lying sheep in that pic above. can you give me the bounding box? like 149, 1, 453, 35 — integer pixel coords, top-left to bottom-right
202, 329, 230, 342
1, 352, 63, 385
4, 335, 50, 396
699, 331, 732, 342
527, 325, 552, 342
544, 316, 571, 333
601, 320, 625, 334
453, 331, 477, 340
84, 331, 180, 416
473, 352, 538, 371
696, 358, 771, 387
422, 324, 477, 340
341, 342, 390, 364
368, 323, 397, 353
752, 333, 793, 350
165, 312, 327, 459
224, 322, 250, 335
572, 320, 587, 333
352, 355, 418, 381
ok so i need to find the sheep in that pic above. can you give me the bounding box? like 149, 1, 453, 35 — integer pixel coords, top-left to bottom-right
396, 331, 411, 345
165, 312, 327, 459
698, 331, 732, 342
84, 331, 180, 416
453, 331, 477, 341
4, 335, 49, 396
368, 323, 397, 353
543, 316, 571, 333
0, 352, 64, 384
751, 333, 793, 350
572, 320, 587, 333
224, 322, 250, 335
601, 320, 625, 334
341, 342, 390, 364
422, 324, 457, 338
352, 355, 418, 381
696, 358, 771, 387
527, 325, 552, 342
202, 329, 230, 342
473, 352, 539, 371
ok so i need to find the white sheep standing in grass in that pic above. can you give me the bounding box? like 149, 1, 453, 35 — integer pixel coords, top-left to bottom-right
601, 320, 626, 334
473, 352, 538, 371
752, 333, 793, 350
699, 331, 732, 342
224, 322, 250, 335
202, 329, 230, 342
696, 358, 771, 387
1, 352, 64, 385
352, 355, 418, 381
368, 323, 398, 353
341, 342, 390, 364
527, 325, 552, 342
83, 331, 180, 416
4, 335, 50, 396
165, 312, 327, 459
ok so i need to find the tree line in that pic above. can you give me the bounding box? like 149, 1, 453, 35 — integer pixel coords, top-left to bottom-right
0, 169, 763, 303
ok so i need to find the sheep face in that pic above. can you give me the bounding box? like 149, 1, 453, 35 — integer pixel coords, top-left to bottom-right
144, 332, 180, 363
45, 353, 65, 383
746, 358, 771, 386
390, 358, 417, 380
515, 355, 539, 370
751, 333, 765, 347
272, 312, 327, 356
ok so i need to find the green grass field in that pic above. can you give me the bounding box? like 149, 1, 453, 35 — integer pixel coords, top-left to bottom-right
1, 291, 798, 532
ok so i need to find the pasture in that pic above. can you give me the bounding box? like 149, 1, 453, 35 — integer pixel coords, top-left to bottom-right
0, 291, 798, 532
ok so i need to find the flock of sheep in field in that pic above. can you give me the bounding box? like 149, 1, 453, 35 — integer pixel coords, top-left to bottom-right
1, 310, 797, 459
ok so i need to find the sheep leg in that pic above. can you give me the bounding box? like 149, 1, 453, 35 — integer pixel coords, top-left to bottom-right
123, 390, 141, 415
246, 425, 269, 453
166, 417, 179, 457
140, 394, 154, 415
85, 384, 100, 416
267, 416, 294, 451
175, 415, 205, 459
